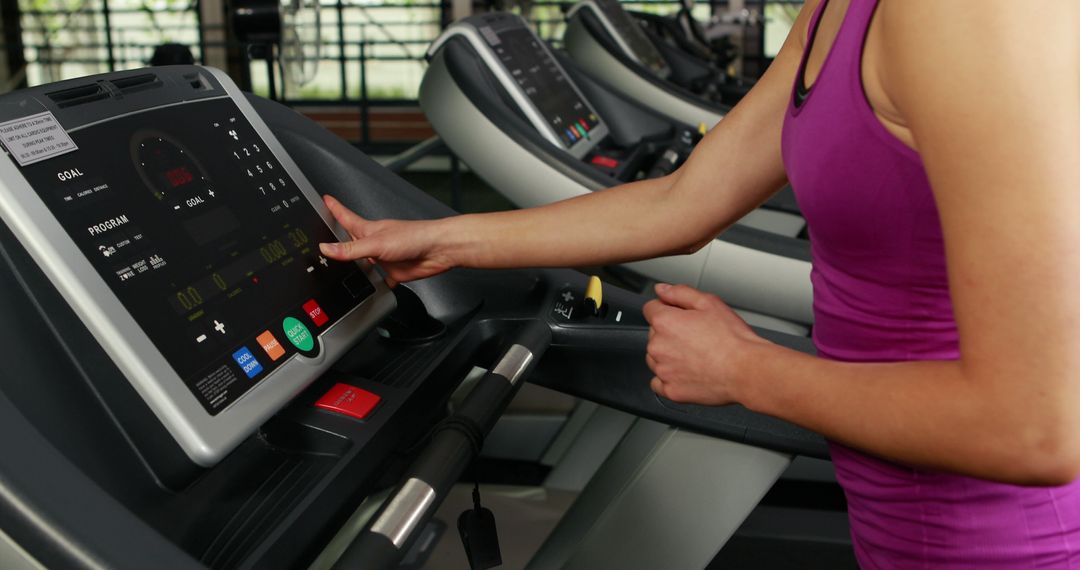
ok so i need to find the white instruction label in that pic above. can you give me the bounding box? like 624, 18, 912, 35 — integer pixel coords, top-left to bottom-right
0, 111, 78, 167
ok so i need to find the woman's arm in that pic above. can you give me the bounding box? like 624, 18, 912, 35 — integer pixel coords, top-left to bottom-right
647, 0, 1080, 485
319, 2, 824, 281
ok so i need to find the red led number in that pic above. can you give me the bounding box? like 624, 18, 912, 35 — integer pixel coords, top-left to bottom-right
165, 167, 194, 188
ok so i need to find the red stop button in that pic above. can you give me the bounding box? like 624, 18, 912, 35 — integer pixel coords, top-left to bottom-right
303, 298, 329, 327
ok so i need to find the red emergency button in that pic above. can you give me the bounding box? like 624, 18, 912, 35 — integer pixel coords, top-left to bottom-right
314, 383, 381, 420
303, 298, 329, 327
590, 155, 619, 169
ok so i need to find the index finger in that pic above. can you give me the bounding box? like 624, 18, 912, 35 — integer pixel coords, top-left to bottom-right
319, 237, 380, 262
323, 195, 369, 236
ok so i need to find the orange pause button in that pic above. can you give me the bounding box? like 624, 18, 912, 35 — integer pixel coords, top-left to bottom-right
257, 330, 286, 361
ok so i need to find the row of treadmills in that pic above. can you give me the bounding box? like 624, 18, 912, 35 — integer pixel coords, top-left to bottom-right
423, 6, 812, 336
0, 3, 856, 569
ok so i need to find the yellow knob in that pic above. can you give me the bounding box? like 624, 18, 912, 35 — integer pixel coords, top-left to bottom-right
584, 275, 603, 316
698, 122, 708, 136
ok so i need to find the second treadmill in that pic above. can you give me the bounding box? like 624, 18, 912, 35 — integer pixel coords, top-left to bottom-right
420, 12, 812, 332
565, 0, 736, 129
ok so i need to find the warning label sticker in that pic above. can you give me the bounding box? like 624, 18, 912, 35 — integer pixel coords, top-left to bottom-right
0, 111, 78, 167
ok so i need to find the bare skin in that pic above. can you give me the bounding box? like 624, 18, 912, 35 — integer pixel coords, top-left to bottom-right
321, 0, 1080, 485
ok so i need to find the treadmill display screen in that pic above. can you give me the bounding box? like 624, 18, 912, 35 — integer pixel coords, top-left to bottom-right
13, 98, 374, 415
489, 27, 601, 147
595, 0, 671, 77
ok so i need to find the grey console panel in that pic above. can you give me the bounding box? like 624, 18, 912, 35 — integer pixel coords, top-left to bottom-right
0, 67, 395, 466
429, 13, 610, 159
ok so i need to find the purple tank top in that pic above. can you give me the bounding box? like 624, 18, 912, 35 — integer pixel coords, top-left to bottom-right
781, 0, 1080, 566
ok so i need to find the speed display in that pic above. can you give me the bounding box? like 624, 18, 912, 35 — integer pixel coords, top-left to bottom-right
15, 98, 374, 415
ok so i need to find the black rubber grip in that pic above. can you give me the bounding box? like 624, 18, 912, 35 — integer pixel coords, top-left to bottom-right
331, 321, 551, 569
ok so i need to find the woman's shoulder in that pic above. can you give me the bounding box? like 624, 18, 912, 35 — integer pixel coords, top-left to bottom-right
868, 0, 1078, 151
878, 1, 1076, 100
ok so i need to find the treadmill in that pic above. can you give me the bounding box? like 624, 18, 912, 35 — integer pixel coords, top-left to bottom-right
565, 0, 734, 128
629, 0, 754, 102
0, 65, 832, 569
421, 13, 812, 334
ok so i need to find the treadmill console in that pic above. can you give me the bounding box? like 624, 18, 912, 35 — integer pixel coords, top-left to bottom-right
575, 0, 673, 79
0, 68, 394, 465
428, 13, 610, 159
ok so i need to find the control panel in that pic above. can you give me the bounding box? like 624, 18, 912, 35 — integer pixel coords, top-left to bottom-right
0, 71, 394, 465
578, 0, 673, 79
428, 12, 611, 158
488, 25, 601, 147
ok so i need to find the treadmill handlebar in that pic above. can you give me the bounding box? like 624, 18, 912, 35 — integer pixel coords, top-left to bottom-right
644, 128, 696, 179
331, 321, 551, 569
719, 223, 812, 263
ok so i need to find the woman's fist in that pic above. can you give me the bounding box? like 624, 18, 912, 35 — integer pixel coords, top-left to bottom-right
643, 283, 767, 405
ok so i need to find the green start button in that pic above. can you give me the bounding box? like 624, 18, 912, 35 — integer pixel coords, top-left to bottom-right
283, 317, 314, 351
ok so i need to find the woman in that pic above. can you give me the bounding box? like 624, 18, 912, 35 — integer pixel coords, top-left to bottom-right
320, 0, 1080, 565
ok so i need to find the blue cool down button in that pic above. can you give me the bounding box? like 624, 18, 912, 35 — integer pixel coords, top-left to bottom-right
232, 346, 264, 379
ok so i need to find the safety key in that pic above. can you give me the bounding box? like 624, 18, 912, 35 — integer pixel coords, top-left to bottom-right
458, 483, 502, 569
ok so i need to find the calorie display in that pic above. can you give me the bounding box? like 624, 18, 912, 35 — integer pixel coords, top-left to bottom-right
15, 98, 374, 415
594, 0, 671, 78
486, 26, 601, 147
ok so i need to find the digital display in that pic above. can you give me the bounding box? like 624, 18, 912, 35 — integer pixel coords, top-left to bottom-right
595, 0, 672, 78
165, 167, 194, 188
488, 27, 602, 148
16, 98, 374, 415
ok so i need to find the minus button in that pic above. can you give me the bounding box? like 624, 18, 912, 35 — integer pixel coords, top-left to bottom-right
196, 334, 207, 343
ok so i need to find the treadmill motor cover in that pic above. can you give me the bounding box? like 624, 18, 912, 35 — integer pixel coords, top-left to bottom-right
0, 81, 388, 465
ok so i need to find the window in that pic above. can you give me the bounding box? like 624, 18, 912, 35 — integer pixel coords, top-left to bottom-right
249, 0, 444, 101
764, 1, 801, 58
18, 0, 201, 86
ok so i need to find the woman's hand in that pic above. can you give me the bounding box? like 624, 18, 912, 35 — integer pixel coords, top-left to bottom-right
643, 283, 769, 406
318, 195, 456, 286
